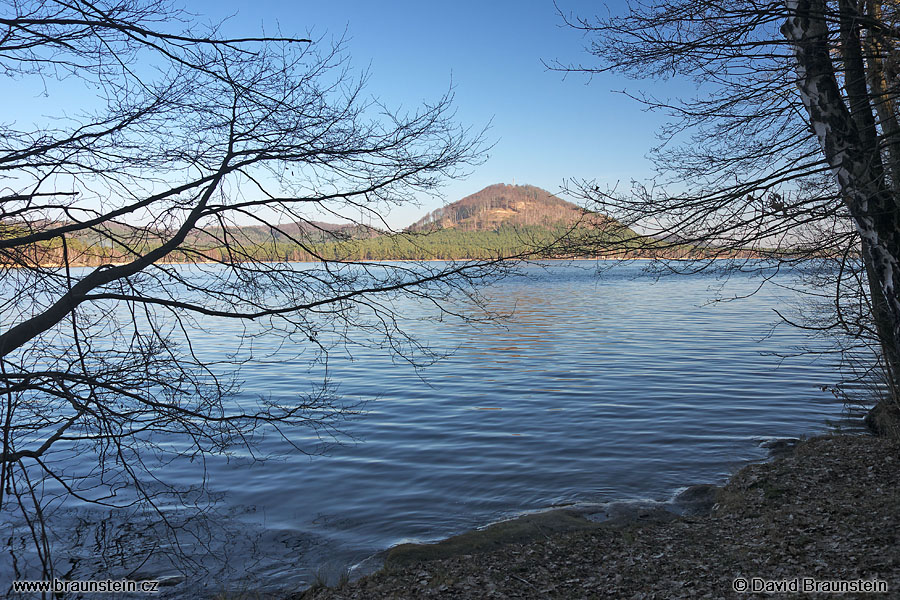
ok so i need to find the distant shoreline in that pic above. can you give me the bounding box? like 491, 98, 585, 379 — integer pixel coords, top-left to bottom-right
10, 253, 800, 270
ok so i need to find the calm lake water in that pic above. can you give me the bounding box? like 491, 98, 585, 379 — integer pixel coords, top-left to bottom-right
2, 261, 856, 596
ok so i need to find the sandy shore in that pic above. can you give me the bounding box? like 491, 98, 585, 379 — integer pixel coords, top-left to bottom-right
298, 434, 899, 599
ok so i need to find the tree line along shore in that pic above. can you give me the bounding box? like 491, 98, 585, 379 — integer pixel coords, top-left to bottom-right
4, 223, 820, 268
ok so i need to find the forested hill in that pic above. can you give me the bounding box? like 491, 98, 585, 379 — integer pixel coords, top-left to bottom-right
311, 183, 630, 260
8, 184, 640, 265
408, 183, 585, 231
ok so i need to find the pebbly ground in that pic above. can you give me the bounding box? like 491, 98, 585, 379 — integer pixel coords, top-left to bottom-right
298, 434, 900, 599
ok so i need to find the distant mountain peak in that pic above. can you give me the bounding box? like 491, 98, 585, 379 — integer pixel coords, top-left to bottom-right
408, 183, 584, 232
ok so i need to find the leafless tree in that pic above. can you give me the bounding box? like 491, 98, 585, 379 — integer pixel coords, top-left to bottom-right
0, 0, 506, 586
553, 0, 900, 432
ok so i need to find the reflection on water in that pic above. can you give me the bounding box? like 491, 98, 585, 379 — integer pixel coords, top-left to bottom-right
2, 261, 856, 597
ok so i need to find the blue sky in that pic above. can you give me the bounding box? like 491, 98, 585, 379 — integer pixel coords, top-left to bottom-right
191, 0, 667, 226
8, 1, 672, 228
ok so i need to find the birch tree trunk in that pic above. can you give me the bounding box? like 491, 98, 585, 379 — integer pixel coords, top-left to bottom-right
782, 0, 900, 425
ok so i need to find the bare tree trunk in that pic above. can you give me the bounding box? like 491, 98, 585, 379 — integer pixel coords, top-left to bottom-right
868, 73, 900, 192
839, 0, 884, 176
863, 0, 900, 196
839, 0, 900, 401
783, 0, 900, 427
